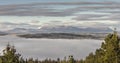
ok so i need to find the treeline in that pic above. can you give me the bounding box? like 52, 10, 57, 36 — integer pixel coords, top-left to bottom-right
0, 31, 120, 63
0, 44, 77, 63
18, 33, 104, 39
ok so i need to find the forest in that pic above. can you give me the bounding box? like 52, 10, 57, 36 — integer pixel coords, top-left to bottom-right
0, 31, 120, 63
18, 33, 105, 40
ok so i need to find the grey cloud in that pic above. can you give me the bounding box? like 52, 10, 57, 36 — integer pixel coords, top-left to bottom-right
72, 13, 120, 21
15, 1, 119, 6
0, 1, 120, 17
0, 7, 72, 16
1, 22, 29, 25
94, 10, 120, 13
107, 14, 120, 21
0, 22, 40, 30
66, 5, 120, 16
30, 20, 40, 24
76, 21, 120, 31
49, 21, 62, 23
72, 14, 109, 21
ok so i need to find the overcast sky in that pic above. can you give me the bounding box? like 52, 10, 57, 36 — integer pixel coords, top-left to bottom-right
0, 0, 120, 31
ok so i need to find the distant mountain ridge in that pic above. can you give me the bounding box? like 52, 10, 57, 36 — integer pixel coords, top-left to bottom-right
0, 31, 8, 35
6, 26, 113, 34
39, 26, 113, 33
7, 28, 40, 34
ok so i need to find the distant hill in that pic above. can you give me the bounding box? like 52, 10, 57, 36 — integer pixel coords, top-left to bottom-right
18, 33, 110, 39
0, 31, 8, 36
6, 26, 113, 34
39, 26, 113, 33
7, 28, 40, 34
3, 26, 115, 39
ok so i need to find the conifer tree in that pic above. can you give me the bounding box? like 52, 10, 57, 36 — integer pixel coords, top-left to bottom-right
83, 29, 120, 63
68, 55, 75, 63
1, 43, 21, 63
101, 29, 120, 63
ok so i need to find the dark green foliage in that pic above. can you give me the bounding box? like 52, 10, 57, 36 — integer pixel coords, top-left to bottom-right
68, 55, 75, 63
18, 33, 104, 39
0, 43, 21, 63
82, 31, 120, 63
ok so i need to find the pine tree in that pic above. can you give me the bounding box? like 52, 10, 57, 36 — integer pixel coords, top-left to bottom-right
83, 29, 120, 63
1, 43, 21, 63
68, 55, 75, 63
101, 30, 120, 63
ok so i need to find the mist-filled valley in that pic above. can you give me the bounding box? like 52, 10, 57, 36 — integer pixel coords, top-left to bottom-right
0, 35, 102, 60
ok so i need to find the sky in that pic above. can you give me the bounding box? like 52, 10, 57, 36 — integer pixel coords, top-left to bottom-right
0, 0, 120, 31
